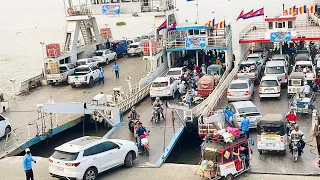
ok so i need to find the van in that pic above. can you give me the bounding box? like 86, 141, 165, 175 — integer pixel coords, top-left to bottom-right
263, 61, 288, 85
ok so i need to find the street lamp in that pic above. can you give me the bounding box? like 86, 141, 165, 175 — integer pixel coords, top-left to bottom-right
40, 42, 46, 76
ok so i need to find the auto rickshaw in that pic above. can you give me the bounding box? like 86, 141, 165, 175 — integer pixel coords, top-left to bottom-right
198, 75, 216, 98
257, 114, 287, 154
197, 135, 252, 180
289, 92, 314, 114
207, 64, 224, 79
287, 72, 305, 98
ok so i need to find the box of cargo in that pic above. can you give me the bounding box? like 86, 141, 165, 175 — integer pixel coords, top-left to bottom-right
46, 43, 61, 58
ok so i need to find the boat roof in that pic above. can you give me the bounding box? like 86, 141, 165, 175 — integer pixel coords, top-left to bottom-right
289, 72, 305, 79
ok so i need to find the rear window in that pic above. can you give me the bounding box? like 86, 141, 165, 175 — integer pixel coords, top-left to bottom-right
51, 150, 79, 161
238, 107, 259, 114
261, 80, 278, 87
75, 67, 90, 75
167, 70, 181, 76
266, 66, 284, 74
129, 45, 139, 48
290, 79, 302, 86
259, 126, 282, 135
76, 61, 87, 66
229, 83, 248, 89
93, 52, 103, 56
59, 66, 68, 73
152, 81, 168, 87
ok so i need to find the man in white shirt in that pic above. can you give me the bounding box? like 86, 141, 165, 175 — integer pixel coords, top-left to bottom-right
177, 82, 186, 100
289, 124, 305, 156
301, 81, 311, 97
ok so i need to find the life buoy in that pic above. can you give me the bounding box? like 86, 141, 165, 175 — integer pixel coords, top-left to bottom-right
67, 8, 74, 15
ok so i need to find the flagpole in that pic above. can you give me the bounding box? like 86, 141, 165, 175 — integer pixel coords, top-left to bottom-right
196, 0, 199, 24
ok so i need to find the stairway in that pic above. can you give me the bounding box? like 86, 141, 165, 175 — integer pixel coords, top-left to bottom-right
95, 109, 115, 127
80, 21, 90, 45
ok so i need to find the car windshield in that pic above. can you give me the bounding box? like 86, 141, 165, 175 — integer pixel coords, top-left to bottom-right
167, 70, 181, 75
247, 57, 260, 62
129, 45, 139, 48
52, 150, 79, 161
266, 66, 284, 74
295, 65, 313, 73
93, 52, 103, 56
152, 81, 168, 87
229, 83, 248, 89
76, 61, 87, 66
75, 67, 90, 75
238, 107, 259, 114
261, 80, 278, 87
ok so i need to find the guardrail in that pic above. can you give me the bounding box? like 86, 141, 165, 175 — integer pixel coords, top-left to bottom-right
19, 74, 44, 95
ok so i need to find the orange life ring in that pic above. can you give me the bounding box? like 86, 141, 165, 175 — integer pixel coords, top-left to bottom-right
67, 8, 74, 15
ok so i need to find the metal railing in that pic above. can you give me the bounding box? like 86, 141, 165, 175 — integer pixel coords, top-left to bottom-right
65, 5, 92, 16
19, 74, 44, 95
166, 36, 229, 50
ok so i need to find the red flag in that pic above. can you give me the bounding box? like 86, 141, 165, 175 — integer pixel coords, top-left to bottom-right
236, 10, 244, 21
252, 7, 264, 17
242, 10, 254, 19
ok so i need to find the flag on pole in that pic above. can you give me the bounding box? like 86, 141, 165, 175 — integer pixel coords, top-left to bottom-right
236, 10, 244, 21
219, 21, 226, 29
316, 4, 319, 12
242, 9, 254, 19
283, 9, 288, 16
299, 5, 307, 14
294, 7, 298, 15
252, 7, 264, 17
157, 21, 166, 31
211, 19, 215, 27
289, 6, 296, 15
310, 5, 315, 13
168, 22, 177, 31
214, 23, 219, 30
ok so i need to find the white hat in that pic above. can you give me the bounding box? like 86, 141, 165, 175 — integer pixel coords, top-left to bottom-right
304, 81, 307, 85
25, 148, 30, 153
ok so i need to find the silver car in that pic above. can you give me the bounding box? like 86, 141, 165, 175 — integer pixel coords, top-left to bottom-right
225, 101, 262, 129
227, 79, 254, 102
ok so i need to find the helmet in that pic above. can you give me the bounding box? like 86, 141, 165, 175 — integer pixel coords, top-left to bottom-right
131, 106, 136, 111
294, 124, 299, 129
156, 97, 160, 101
304, 81, 308, 85
25, 148, 30, 153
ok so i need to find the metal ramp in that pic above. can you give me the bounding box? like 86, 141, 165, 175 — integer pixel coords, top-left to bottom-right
105, 98, 185, 167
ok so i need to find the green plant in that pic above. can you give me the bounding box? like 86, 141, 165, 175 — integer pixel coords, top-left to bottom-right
116, 22, 126, 26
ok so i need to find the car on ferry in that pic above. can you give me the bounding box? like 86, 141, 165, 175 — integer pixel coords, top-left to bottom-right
0, 114, 11, 138
269, 54, 289, 66
227, 79, 254, 102
92, 49, 117, 65
46, 63, 77, 86
166, 67, 190, 80
293, 61, 316, 82
68, 65, 101, 88
259, 76, 281, 100
127, 42, 143, 57
294, 54, 311, 62
224, 101, 262, 128
263, 61, 288, 85
236, 60, 262, 83
48, 136, 137, 180
247, 53, 266, 65
150, 77, 179, 99
76, 58, 99, 67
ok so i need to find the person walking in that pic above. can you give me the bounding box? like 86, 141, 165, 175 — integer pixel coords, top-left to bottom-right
177, 81, 186, 100
23, 148, 36, 180
98, 68, 104, 84
240, 115, 250, 138
112, 62, 120, 79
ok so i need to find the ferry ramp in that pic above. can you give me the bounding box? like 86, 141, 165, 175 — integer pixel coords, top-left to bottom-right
216, 86, 320, 175
106, 97, 184, 167
0, 56, 150, 157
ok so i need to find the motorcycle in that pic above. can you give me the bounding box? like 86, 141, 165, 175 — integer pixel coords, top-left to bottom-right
140, 132, 150, 156
152, 106, 163, 123
286, 120, 296, 135
291, 138, 301, 162
180, 94, 203, 106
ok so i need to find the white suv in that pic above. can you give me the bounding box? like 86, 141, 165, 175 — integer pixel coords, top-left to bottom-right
49, 136, 138, 180
0, 114, 11, 138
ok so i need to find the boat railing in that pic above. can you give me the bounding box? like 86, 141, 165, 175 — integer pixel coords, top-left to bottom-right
65, 5, 92, 17
19, 74, 44, 95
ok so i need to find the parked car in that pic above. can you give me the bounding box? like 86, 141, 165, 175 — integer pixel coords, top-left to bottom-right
236, 60, 262, 83
46, 63, 77, 86
150, 77, 179, 99
247, 53, 265, 65
263, 61, 288, 85
76, 58, 99, 67
259, 76, 281, 100
227, 79, 254, 102
252, 47, 269, 59
270, 54, 289, 66
293, 60, 316, 82
166, 67, 190, 80
48, 136, 137, 180
294, 54, 311, 62
224, 101, 262, 128
92, 49, 117, 65
0, 114, 11, 138
68, 65, 101, 88
127, 42, 143, 57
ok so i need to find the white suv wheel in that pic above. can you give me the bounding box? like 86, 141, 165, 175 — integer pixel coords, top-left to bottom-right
84, 168, 97, 180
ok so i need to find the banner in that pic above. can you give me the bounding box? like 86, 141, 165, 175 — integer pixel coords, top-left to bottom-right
102, 5, 120, 15
185, 37, 206, 49
270, 32, 291, 42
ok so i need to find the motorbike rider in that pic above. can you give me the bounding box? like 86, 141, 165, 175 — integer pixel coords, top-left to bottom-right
289, 124, 306, 156
301, 81, 311, 97
135, 122, 148, 152
152, 97, 165, 120
286, 110, 297, 134
129, 106, 139, 120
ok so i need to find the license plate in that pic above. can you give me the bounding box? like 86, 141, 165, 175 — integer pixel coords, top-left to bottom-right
265, 90, 274, 93
266, 143, 276, 147
249, 123, 255, 127
56, 167, 64, 171
75, 82, 81, 85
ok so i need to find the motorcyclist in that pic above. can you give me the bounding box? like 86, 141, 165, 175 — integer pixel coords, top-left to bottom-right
135, 122, 148, 153
129, 106, 139, 120
286, 110, 297, 134
152, 97, 165, 120
289, 124, 306, 156
301, 81, 311, 97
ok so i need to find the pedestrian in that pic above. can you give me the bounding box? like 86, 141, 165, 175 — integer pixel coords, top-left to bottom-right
240, 115, 250, 138
99, 68, 104, 84
23, 148, 36, 180
112, 62, 120, 79
177, 81, 186, 100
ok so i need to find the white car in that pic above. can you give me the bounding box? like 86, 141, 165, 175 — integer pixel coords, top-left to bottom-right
49, 136, 138, 180
227, 79, 254, 102
224, 101, 262, 128
0, 114, 11, 138
293, 61, 316, 81
127, 42, 143, 57
92, 49, 117, 65
166, 67, 190, 80
259, 76, 281, 99
150, 77, 179, 99
76, 58, 99, 67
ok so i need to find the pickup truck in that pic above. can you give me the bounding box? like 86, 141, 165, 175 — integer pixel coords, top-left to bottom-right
236, 60, 262, 83
46, 63, 76, 86
76, 58, 99, 67
68, 65, 101, 88
92, 49, 117, 65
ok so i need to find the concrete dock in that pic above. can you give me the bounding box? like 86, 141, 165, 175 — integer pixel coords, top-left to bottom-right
0, 56, 149, 156
0, 156, 319, 180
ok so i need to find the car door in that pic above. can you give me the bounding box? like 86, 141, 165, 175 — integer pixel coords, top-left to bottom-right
0, 115, 6, 137
82, 143, 109, 173
102, 141, 124, 168
91, 66, 99, 80
170, 77, 177, 92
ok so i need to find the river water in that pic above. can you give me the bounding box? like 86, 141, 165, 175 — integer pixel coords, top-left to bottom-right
0, 0, 307, 93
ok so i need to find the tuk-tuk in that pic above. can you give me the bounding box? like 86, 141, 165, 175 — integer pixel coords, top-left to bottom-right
198, 136, 251, 180
198, 75, 216, 98
287, 72, 305, 97
257, 114, 287, 154
207, 64, 224, 77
